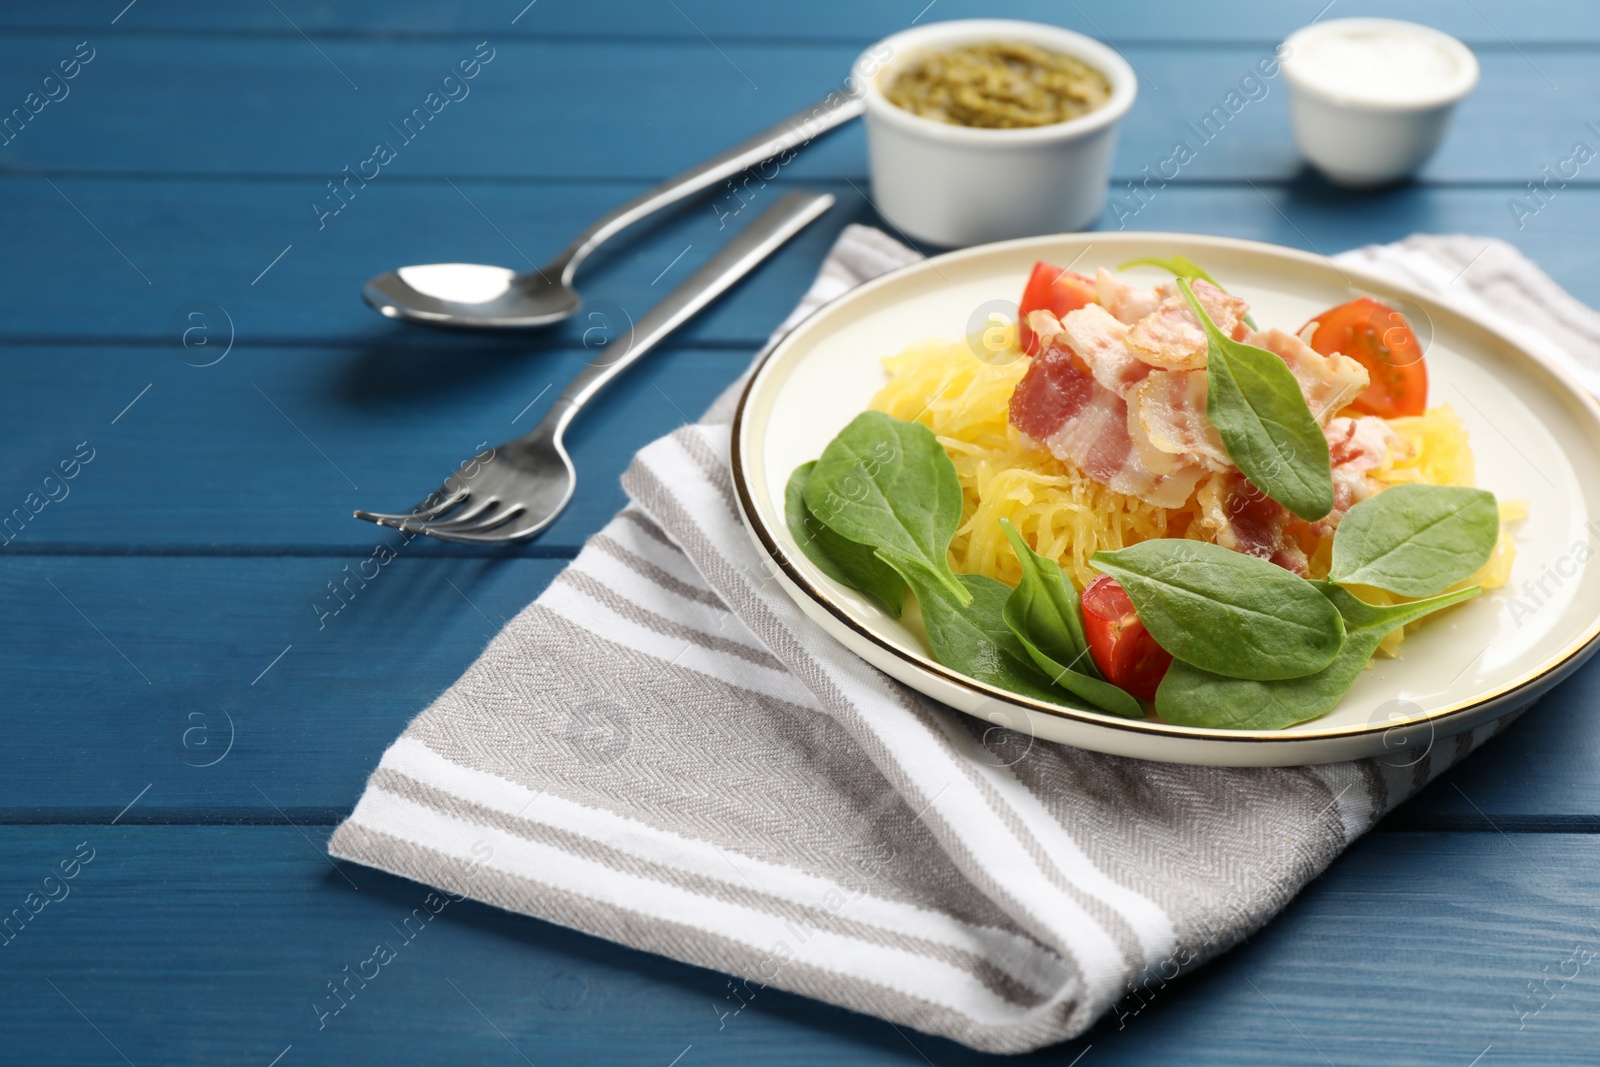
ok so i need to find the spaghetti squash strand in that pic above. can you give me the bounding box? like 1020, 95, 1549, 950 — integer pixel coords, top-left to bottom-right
868, 338, 1520, 658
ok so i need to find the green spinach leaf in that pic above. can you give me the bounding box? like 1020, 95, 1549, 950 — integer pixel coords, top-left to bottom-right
1092, 539, 1344, 680
1117, 254, 1256, 327
1011, 635, 1146, 719
1178, 278, 1334, 521
1155, 583, 1481, 730
999, 520, 1144, 718
1329, 484, 1499, 597
803, 411, 972, 606
785, 462, 905, 614
998, 519, 1091, 669
909, 570, 1094, 709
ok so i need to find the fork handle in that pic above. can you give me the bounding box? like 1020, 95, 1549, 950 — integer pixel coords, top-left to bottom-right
530, 189, 836, 443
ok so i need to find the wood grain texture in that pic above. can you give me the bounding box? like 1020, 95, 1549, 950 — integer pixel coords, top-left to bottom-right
0, 345, 748, 551
0, 174, 854, 347
7, 0, 1599, 45
2, 177, 1595, 347
2, 827, 1597, 1064
0, 35, 1590, 185
0, 556, 565, 818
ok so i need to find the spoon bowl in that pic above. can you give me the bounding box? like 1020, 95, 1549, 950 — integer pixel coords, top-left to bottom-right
363, 263, 582, 329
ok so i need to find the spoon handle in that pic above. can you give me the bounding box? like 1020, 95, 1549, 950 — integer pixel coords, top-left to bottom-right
533, 189, 835, 443
541, 92, 863, 286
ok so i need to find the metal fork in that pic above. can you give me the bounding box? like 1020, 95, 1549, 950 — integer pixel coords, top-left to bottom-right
354, 189, 835, 544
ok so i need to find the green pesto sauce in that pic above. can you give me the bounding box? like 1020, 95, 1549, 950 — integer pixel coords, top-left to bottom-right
884, 41, 1113, 129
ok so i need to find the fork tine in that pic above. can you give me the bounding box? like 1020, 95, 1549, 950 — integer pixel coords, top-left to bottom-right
354, 487, 469, 527
415, 495, 502, 532
414, 512, 551, 545
425, 504, 525, 536
354, 509, 420, 528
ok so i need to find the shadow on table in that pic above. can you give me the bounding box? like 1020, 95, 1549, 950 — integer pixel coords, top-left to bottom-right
329, 338, 552, 409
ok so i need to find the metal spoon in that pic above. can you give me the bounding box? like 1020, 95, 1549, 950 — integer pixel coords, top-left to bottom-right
363, 92, 863, 330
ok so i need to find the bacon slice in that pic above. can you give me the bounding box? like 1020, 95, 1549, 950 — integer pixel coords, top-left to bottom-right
1126, 369, 1231, 471
1197, 472, 1308, 575
1123, 279, 1252, 371
1326, 414, 1405, 473
1010, 339, 1091, 446
1009, 341, 1205, 509
1194, 415, 1409, 569
1095, 267, 1164, 325
1126, 411, 1195, 482
1009, 274, 1389, 525
1314, 415, 1412, 535
1248, 328, 1369, 423
1027, 306, 1151, 398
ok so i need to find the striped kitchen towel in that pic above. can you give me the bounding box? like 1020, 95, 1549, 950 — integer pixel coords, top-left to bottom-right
329, 226, 1591, 1054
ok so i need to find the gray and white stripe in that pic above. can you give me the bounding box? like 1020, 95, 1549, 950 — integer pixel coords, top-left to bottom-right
331, 226, 1571, 1052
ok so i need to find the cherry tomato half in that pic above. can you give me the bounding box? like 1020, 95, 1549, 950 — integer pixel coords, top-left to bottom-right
1018, 261, 1098, 356
1301, 297, 1427, 418
1081, 575, 1172, 702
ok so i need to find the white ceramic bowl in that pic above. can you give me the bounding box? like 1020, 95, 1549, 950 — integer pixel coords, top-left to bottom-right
1281, 18, 1479, 187
852, 19, 1137, 246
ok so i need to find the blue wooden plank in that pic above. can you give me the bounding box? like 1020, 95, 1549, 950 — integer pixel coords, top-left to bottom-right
0, 36, 864, 182
0, 175, 1592, 344
0, 556, 566, 818
0, 35, 1588, 185
1097, 830, 1600, 1065
1396, 661, 1600, 827
0, 549, 1596, 820
0, 344, 748, 551
0, 826, 1595, 1064
0, 173, 853, 348
7, 0, 1598, 45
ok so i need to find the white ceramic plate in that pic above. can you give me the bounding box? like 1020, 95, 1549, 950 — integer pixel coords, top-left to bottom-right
731, 232, 1600, 766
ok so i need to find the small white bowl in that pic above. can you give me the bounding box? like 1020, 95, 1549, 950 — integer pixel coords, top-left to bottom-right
1281, 18, 1479, 187
852, 19, 1137, 246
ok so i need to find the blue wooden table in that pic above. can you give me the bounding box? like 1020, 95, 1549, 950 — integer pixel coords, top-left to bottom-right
3, 2, 1599, 1062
